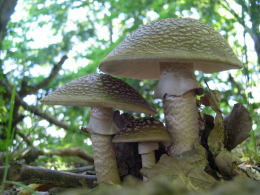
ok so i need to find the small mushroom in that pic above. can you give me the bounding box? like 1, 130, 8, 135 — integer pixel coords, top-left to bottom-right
112, 117, 171, 180
41, 74, 155, 184
99, 18, 243, 156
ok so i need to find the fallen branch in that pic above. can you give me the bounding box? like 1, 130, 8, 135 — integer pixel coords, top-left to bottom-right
0, 163, 97, 188
45, 147, 94, 163
1, 147, 94, 165
66, 165, 95, 173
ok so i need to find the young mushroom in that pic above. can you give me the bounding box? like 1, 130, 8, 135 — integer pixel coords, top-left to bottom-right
112, 117, 171, 173
99, 18, 243, 156
40, 74, 156, 184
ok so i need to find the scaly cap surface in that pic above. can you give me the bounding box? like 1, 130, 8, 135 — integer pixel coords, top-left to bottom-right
112, 117, 172, 143
41, 74, 155, 114
99, 18, 242, 79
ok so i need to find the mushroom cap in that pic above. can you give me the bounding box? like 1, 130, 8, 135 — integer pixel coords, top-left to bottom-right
112, 117, 172, 143
99, 18, 243, 80
40, 74, 156, 114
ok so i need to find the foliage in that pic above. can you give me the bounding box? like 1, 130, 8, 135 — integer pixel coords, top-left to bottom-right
1, 85, 16, 191
0, 0, 259, 170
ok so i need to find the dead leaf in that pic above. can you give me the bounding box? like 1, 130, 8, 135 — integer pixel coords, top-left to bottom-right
207, 112, 225, 156
224, 103, 252, 150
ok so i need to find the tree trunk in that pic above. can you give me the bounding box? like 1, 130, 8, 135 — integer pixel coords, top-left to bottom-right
0, 0, 18, 48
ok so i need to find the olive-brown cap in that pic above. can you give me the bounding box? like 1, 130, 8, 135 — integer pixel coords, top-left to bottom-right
40, 74, 155, 114
99, 18, 243, 80
112, 117, 172, 143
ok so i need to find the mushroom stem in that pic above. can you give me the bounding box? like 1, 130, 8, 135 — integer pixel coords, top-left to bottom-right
154, 63, 200, 98
155, 63, 200, 156
138, 142, 158, 168
88, 107, 121, 184
164, 92, 199, 156
91, 133, 121, 184
138, 142, 158, 181
141, 152, 156, 168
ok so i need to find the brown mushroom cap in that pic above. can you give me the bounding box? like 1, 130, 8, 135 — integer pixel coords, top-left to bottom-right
40, 74, 155, 114
99, 18, 243, 80
112, 117, 172, 143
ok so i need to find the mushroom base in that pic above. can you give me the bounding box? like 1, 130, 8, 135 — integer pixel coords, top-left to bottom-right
163, 91, 199, 156
91, 133, 121, 184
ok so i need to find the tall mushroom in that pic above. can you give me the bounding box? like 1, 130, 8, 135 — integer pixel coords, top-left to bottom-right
40, 74, 155, 184
112, 117, 171, 171
99, 18, 243, 156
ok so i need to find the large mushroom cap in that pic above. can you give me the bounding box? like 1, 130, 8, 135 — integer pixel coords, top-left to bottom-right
112, 117, 172, 143
40, 74, 156, 114
99, 18, 243, 80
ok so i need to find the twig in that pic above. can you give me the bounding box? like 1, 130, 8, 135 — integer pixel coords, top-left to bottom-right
0, 79, 69, 130
20, 55, 68, 97
65, 166, 95, 173
15, 127, 33, 146
1, 147, 94, 164
0, 162, 97, 188
45, 147, 94, 163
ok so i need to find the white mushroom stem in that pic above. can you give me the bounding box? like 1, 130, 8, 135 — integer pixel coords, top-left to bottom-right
154, 63, 200, 98
88, 107, 121, 184
138, 142, 158, 168
138, 142, 158, 181
155, 63, 200, 156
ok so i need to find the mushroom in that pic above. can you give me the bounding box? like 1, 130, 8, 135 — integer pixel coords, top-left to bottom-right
112, 117, 171, 172
40, 74, 155, 184
99, 18, 243, 156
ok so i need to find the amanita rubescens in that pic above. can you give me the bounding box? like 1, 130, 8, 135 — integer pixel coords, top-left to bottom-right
41, 73, 155, 184
113, 117, 171, 169
99, 18, 243, 156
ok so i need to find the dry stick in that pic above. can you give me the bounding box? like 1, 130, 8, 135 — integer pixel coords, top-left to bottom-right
0, 163, 97, 188
1, 147, 94, 164
45, 147, 94, 163
65, 166, 95, 173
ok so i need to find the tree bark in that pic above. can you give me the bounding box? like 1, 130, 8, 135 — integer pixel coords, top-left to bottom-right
0, 0, 18, 48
